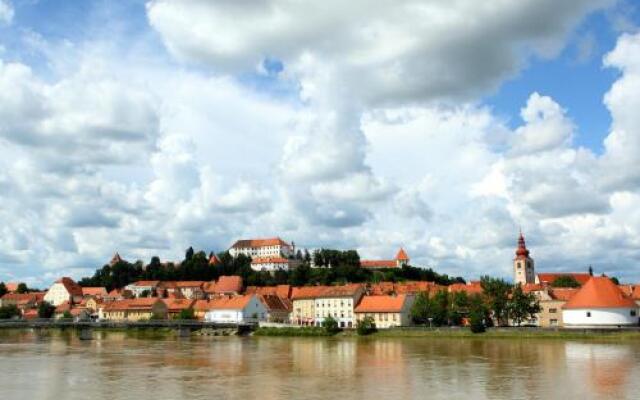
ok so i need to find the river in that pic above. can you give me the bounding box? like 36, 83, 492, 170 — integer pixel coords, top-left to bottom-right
0, 330, 639, 400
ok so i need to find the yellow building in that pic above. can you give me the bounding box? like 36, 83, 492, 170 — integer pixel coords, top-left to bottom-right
355, 294, 415, 329
101, 298, 167, 321
291, 286, 326, 326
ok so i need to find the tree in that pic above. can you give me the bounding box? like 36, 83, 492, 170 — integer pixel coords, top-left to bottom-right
0, 305, 20, 319
356, 316, 377, 335
508, 285, 541, 326
177, 308, 196, 320
185, 246, 195, 262
323, 315, 340, 334
16, 283, 28, 294
62, 311, 73, 319
469, 294, 488, 333
38, 301, 56, 319
0, 282, 7, 298
610, 276, 620, 285
410, 292, 435, 326
480, 276, 511, 326
551, 276, 581, 288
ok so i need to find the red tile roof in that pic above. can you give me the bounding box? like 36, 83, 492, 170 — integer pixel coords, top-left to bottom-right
537, 273, 592, 286
162, 298, 196, 312
360, 260, 398, 269
1, 292, 41, 306
81, 287, 107, 297
550, 288, 579, 301
395, 248, 409, 261
195, 295, 255, 310
130, 280, 161, 287
209, 276, 243, 294
231, 237, 290, 249
522, 283, 544, 293
103, 298, 163, 311
447, 281, 483, 295
259, 295, 291, 312
355, 295, 409, 313
245, 285, 292, 299
174, 281, 206, 288
55, 277, 83, 297
291, 286, 329, 300
209, 254, 221, 265
317, 284, 363, 298
5, 282, 20, 292
563, 277, 637, 309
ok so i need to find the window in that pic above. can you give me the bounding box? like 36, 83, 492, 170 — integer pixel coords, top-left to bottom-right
550, 319, 558, 326
549, 308, 557, 314
631, 310, 637, 317
586, 311, 591, 317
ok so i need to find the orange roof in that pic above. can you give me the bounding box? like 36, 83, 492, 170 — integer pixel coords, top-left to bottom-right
360, 260, 398, 269
130, 280, 161, 287
395, 248, 409, 261
537, 273, 591, 285
447, 281, 483, 295
208, 276, 243, 294
291, 286, 329, 300
563, 277, 637, 309
251, 257, 290, 264
55, 301, 72, 313
522, 283, 543, 293
245, 285, 292, 299
173, 281, 206, 288
81, 287, 107, 297
5, 282, 20, 292
355, 295, 409, 313
23, 309, 38, 319
317, 284, 363, 298
195, 295, 254, 310
0, 292, 41, 306
231, 237, 290, 249
208, 254, 221, 265
549, 288, 579, 301
103, 298, 162, 311
632, 286, 640, 300
54, 277, 83, 297
162, 298, 196, 312
259, 295, 291, 312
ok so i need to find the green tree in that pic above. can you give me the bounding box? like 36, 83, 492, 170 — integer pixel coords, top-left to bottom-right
356, 316, 377, 335
480, 276, 511, 326
0, 282, 7, 297
323, 315, 340, 334
0, 305, 20, 319
62, 310, 73, 319
177, 308, 196, 320
508, 285, 541, 326
38, 301, 56, 319
469, 294, 488, 333
551, 276, 581, 288
185, 246, 195, 261
16, 283, 28, 294
610, 276, 620, 285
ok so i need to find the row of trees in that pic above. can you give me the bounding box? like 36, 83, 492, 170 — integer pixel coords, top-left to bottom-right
0, 282, 30, 297
410, 276, 541, 331
78, 247, 465, 290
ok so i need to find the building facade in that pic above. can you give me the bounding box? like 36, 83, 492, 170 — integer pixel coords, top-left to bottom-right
314, 284, 365, 328
43, 277, 83, 306
354, 294, 415, 328
513, 232, 535, 285
229, 237, 294, 259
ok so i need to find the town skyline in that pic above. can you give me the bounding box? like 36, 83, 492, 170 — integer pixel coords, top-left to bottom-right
1, 1, 640, 286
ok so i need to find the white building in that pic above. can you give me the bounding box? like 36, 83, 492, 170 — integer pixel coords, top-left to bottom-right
250, 257, 300, 272
562, 277, 639, 327
44, 277, 83, 306
314, 284, 365, 329
513, 232, 535, 285
124, 281, 161, 298
229, 237, 293, 259
201, 295, 268, 324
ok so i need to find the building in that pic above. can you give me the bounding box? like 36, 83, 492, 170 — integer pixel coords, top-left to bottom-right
205, 276, 243, 298
0, 292, 45, 313
360, 248, 410, 269
524, 286, 579, 327
43, 277, 84, 306
158, 281, 206, 299
228, 237, 294, 259
124, 281, 161, 298
259, 294, 291, 323
562, 277, 639, 327
355, 294, 415, 328
291, 286, 327, 326
536, 272, 592, 286
314, 284, 365, 328
4, 282, 21, 293
200, 295, 267, 324
250, 257, 300, 272
81, 287, 107, 298
513, 232, 535, 285
101, 298, 168, 321
162, 298, 196, 319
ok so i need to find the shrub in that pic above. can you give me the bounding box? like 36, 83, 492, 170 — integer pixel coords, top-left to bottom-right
323, 315, 341, 334
0, 305, 20, 319
177, 308, 196, 320
469, 310, 485, 334
38, 301, 56, 319
356, 316, 377, 336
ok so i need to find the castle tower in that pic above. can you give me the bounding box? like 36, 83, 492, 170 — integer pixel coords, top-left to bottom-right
395, 248, 410, 268
513, 231, 535, 285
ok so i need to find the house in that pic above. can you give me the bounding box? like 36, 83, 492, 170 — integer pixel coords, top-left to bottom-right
536, 272, 592, 286
4, 282, 21, 293
259, 295, 291, 323
360, 248, 410, 269
101, 298, 168, 321
43, 277, 84, 306
0, 292, 44, 313
524, 286, 579, 327
205, 276, 243, 298
562, 277, 639, 327
291, 286, 327, 326
200, 295, 268, 324
124, 281, 161, 298
162, 298, 196, 319
355, 294, 415, 328
174, 281, 206, 299
81, 287, 107, 298
229, 237, 294, 259
103, 288, 133, 302
245, 285, 292, 299
314, 284, 365, 328
250, 257, 300, 272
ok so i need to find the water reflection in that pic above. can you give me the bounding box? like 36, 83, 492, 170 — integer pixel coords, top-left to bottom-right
0, 331, 638, 400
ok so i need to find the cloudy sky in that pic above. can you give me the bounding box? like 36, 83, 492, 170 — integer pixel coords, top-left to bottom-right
1, 0, 640, 286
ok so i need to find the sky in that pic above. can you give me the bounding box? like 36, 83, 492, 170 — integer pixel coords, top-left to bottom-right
1, 0, 640, 287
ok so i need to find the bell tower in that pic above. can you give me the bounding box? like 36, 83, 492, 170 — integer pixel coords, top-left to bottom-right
513, 231, 535, 285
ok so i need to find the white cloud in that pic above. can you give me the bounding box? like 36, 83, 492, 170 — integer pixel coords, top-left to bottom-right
0, 0, 13, 25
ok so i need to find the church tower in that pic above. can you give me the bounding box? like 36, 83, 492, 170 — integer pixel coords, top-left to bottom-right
513, 231, 535, 285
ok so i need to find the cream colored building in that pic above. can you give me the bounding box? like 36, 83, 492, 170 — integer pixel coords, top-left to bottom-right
355, 294, 415, 329
229, 237, 293, 259
291, 287, 324, 326
314, 284, 365, 329
101, 298, 167, 321
43, 277, 83, 306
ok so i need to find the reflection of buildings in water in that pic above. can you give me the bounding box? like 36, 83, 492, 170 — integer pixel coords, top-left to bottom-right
564, 342, 635, 398
356, 340, 413, 399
